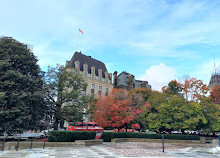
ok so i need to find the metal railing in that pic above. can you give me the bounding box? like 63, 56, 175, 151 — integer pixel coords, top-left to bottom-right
0, 134, 57, 151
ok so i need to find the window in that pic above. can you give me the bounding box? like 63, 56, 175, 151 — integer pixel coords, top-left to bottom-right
91, 75, 95, 79
76, 63, 79, 68
105, 79, 108, 83
105, 88, 108, 96
82, 86, 86, 96
84, 72, 87, 77
91, 84, 95, 97
91, 68, 94, 73
84, 66, 87, 71
98, 86, 102, 96
76, 69, 79, 74
98, 76, 101, 81
99, 71, 102, 76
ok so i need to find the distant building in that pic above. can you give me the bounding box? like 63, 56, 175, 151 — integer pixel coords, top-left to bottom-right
113, 71, 151, 90
66, 52, 113, 98
208, 72, 220, 89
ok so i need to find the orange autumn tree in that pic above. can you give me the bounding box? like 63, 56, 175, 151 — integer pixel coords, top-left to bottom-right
210, 85, 220, 104
182, 77, 209, 102
92, 89, 149, 130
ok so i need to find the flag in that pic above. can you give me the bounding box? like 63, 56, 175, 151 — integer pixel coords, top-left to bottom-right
79, 28, 83, 34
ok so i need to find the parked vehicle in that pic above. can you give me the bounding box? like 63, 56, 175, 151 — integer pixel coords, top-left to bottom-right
67, 122, 103, 133
114, 128, 137, 132
171, 131, 182, 134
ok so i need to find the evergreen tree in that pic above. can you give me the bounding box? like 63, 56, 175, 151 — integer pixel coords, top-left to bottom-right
0, 37, 46, 133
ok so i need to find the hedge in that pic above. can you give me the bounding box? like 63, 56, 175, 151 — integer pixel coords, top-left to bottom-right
48, 131, 96, 142
101, 132, 200, 142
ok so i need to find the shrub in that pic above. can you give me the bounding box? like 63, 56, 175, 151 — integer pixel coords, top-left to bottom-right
48, 131, 96, 142
101, 132, 200, 142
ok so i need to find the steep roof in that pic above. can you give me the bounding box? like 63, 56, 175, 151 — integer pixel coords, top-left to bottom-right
208, 73, 220, 88
116, 71, 135, 88
115, 71, 151, 89
67, 52, 108, 77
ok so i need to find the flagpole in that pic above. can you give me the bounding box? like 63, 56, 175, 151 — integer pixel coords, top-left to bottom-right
77, 32, 79, 52
77, 28, 83, 52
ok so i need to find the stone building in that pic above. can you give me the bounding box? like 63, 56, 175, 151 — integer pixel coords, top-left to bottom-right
208, 72, 220, 89
66, 52, 113, 98
113, 71, 151, 90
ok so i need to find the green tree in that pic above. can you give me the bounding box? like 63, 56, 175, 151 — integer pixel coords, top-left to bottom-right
147, 94, 207, 133
86, 96, 97, 121
44, 65, 87, 129
199, 97, 220, 134
136, 91, 167, 132
0, 37, 46, 133
162, 80, 182, 96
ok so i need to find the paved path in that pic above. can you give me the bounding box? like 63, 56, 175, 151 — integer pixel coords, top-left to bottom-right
0, 142, 219, 158
0, 146, 119, 158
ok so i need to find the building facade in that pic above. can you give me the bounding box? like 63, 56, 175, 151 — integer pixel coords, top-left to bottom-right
208, 72, 220, 89
113, 71, 151, 90
66, 52, 113, 98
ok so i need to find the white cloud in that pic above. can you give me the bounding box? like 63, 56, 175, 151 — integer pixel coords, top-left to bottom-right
1, 0, 220, 79
138, 63, 176, 91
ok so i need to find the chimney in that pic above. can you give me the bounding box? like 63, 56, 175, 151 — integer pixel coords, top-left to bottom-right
65, 60, 70, 67
109, 73, 112, 82
113, 71, 117, 88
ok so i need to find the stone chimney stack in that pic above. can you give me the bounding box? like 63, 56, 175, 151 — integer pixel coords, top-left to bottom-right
65, 60, 70, 67
109, 73, 112, 83
113, 71, 117, 88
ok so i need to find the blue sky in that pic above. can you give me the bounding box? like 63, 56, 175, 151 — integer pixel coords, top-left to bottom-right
0, 0, 220, 90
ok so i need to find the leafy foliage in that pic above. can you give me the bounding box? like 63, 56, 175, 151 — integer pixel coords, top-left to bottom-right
44, 65, 88, 129
48, 131, 96, 142
181, 77, 209, 102
199, 97, 220, 133
210, 85, 220, 104
162, 80, 182, 95
128, 88, 153, 101
0, 37, 46, 132
92, 89, 149, 130
146, 94, 207, 132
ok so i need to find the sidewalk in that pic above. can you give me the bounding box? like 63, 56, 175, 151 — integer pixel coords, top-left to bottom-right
0, 142, 218, 158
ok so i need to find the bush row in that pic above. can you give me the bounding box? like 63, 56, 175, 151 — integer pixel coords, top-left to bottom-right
101, 132, 200, 142
48, 131, 96, 142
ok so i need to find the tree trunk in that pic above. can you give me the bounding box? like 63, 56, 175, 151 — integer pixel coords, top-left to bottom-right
54, 117, 59, 130
181, 129, 185, 135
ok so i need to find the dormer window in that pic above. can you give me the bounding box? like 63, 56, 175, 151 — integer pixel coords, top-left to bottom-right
91, 66, 95, 74
98, 69, 102, 76
75, 61, 80, 69
83, 64, 88, 72
104, 71, 108, 78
